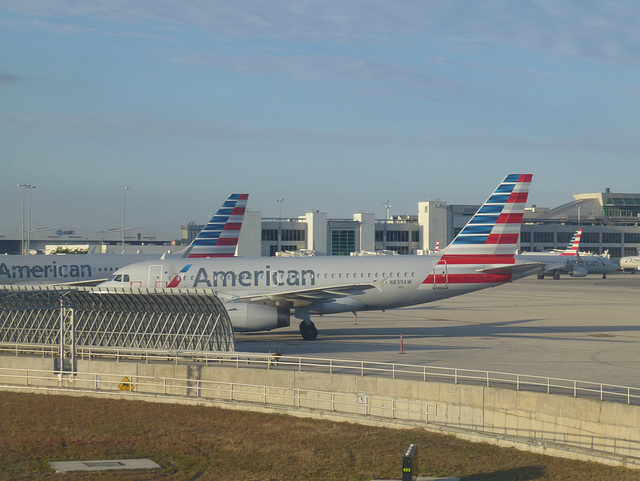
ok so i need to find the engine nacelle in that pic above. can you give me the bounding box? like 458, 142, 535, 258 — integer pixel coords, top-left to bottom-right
225, 302, 290, 332
569, 267, 588, 277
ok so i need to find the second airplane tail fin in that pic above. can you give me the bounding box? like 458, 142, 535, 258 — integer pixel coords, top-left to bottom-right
181, 194, 249, 258
560, 228, 582, 256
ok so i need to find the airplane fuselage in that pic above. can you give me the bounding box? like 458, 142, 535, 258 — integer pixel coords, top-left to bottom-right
0, 253, 164, 286
103, 253, 519, 314
619, 256, 639, 271
576, 256, 618, 275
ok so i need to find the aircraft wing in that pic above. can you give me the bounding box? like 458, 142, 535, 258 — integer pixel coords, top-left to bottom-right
217, 283, 378, 308
60, 278, 111, 287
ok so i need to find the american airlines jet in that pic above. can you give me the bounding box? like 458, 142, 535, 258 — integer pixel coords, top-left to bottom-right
101, 175, 541, 340
620, 256, 640, 272
520, 228, 617, 279
0, 194, 248, 286
519, 229, 582, 279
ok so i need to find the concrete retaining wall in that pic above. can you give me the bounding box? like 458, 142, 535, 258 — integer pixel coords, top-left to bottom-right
2, 355, 640, 468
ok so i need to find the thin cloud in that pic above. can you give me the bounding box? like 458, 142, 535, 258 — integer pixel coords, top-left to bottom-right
0, 73, 21, 83
3, 1, 640, 64
2, 112, 640, 155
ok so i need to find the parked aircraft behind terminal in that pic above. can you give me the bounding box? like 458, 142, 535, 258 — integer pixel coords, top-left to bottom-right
100, 174, 542, 340
0, 194, 248, 286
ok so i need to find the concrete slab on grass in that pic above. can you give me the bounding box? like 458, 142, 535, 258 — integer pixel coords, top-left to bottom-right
49, 458, 160, 472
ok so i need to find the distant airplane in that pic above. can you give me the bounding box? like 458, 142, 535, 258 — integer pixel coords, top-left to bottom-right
619, 256, 640, 273
0, 194, 248, 286
520, 228, 617, 279
519, 229, 582, 279
100, 174, 541, 340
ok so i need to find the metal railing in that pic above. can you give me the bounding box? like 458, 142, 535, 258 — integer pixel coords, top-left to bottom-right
0, 366, 436, 425
3, 344, 640, 405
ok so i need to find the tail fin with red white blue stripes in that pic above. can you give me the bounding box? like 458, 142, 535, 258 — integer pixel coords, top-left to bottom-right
428, 174, 532, 285
181, 194, 248, 258
560, 229, 582, 256
423, 174, 540, 290
441, 174, 531, 258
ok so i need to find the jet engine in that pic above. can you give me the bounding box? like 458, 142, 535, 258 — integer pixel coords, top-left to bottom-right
224, 302, 290, 332
569, 267, 588, 277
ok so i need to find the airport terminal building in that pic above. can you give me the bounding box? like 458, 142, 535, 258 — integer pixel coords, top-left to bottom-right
2, 188, 639, 258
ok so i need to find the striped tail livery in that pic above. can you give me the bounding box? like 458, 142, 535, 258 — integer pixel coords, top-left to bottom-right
182, 194, 248, 258
429, 174, 532, 286
560, 229, 582, 256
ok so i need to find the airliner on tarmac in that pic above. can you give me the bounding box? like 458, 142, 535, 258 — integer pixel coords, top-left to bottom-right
520, 228, 617, 279
100, 175, 542, 340
0, 194, 248, 286
519, 229, 582, 279
620, 256, 640, 272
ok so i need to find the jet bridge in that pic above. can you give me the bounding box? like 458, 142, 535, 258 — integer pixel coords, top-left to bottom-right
0, 286, 235, 373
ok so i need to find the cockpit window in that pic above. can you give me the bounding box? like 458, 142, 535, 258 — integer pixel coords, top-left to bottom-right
107, 274, 129, 283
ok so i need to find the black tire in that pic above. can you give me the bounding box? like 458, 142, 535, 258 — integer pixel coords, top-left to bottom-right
300, 322, 318, 341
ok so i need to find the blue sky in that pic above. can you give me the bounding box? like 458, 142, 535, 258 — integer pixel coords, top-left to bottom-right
2, 1, 640, 234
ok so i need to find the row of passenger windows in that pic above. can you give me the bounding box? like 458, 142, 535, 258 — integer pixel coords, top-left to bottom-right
313, 272, 416, 280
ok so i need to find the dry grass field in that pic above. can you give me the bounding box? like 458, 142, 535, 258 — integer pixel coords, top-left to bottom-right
1, 390, 640, 481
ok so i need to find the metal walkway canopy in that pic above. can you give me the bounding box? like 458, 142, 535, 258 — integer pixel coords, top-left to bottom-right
0, 286, 235, 353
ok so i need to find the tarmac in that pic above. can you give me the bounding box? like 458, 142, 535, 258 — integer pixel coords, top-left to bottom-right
235, 272, 640, 388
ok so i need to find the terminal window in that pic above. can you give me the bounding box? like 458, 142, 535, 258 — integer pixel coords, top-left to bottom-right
281, 229, 306, 242
625, 233, 640, 244
262, 229, 278, 241
331, 230, 355, 256
602, 233, 622, 244
533, 232, 554, 243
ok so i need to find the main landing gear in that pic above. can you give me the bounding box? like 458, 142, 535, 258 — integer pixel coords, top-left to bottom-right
299, 320, 318, 341
538, 272, 561, 280
295, 307, 318, 341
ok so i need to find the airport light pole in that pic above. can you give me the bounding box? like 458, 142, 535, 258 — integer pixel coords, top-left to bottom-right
577, 205, 581, 227
383, 200, 391, 250
18, 184, 35, 254
122, 186, 129, 253
276, 198, 284, 254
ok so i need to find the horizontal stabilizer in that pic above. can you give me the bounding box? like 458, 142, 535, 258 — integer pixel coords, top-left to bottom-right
477, 262, 543, 277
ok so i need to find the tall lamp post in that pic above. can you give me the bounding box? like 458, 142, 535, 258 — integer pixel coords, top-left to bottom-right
17, 184, 35, 254
276, 198, 284, 254
383, 200, 391, 251
122, 186, 129, 252
577, 205, 581, 227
